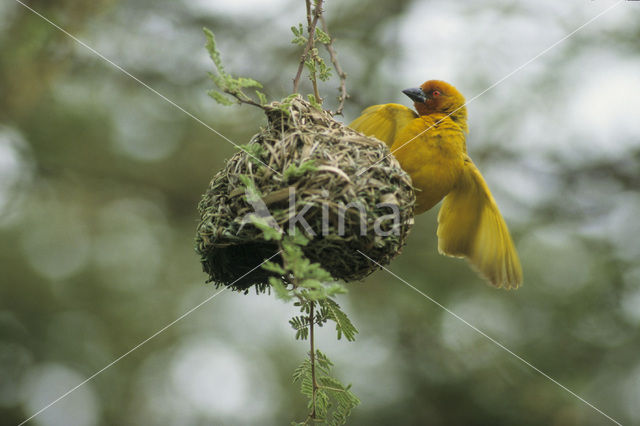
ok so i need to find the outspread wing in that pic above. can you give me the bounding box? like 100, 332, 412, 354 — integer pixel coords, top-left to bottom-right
349, 103, 418, 148
437, 156, 522, 289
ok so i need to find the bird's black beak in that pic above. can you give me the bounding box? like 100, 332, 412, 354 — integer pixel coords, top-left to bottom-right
402, 87, 427, 102
402, 87, 428, 103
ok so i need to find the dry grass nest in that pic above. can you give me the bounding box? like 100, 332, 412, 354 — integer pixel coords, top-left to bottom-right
195, 96, 415, 292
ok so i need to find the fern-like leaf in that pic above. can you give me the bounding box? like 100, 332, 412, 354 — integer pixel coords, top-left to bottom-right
320, 298, 358, 341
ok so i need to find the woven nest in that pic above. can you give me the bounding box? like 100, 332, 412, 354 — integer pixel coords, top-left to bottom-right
195, 96, 415, 292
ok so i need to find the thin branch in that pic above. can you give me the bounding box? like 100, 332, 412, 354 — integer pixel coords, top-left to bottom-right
305, 0, 322, 105
292, 0, 323, 96
309, 301, 318, 421
305, 0, 312, 30
310, 57, 322, 105
279, 242, 318, 423
223, 88, 265, 109
320, 15, 348, 115
318, 385, 348, 393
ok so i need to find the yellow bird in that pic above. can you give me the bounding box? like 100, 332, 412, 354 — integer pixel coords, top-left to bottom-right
350, 80, 522, 289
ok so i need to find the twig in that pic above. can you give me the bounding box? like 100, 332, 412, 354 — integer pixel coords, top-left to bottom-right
279, 243, 318, 423
292, 0, 323, 98
318, 385, 348, 393
320, 15, 348, 115
309, 301, 318, 421
306, 0, 322, 103
223, 88, 265, 109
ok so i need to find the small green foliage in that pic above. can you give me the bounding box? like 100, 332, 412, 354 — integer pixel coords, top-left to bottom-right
237, 173, 256, 194
292, 350, 360, 425
291, 23, 307, 46
315, 27, 331, 45
289, 315, 310, 340
204, 28, 229, 79
269, 277, 292, 301
204, 27, 268, 106
283, 159, 318, 181
239, 175, 283, 241
289, 230, 310, 247
292, 358, 313, 393
305, 32, 332, 83
240, 142, 266, 166
257, 90, 268, 105
251, 216, 283, 241
263, 261, 286, 275
318, 298, 357, 341
237, 175, 261, 203
305, 52, 317, 73
256, 90, 268, 105
277, 93, 301, 116
307, 94, 322, 110
295, 22, 334, 109
261, 234, 359, 424
207, 90, 234, 106
236, 77, 263, 89
317, 57, 332, 82
281, 93, 300, 104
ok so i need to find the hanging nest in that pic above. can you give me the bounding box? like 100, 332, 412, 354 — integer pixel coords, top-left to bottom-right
195, 96, 415, 292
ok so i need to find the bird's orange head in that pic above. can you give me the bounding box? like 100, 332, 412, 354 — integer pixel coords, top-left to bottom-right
402, 80, 468, 132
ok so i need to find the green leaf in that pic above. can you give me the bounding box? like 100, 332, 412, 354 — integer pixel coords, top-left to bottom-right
207, 90, 233, 106
283, 159, 318, 181
318, 57, 333, 81
203, 28, 229, 80
291, 23, 307, 45
203, 27, 265, 108
281, 93, 299, 103
238, 175, 263, 207
307, 94, 322, 110
240, 141, 264, 156
289, 315, 310, 339
325, 283, 348, 297
279, 93, 299, 110
277, 93, 299, 115
288, 232, 310, 247
315, 350, 334, 371
256, 90, 267, 105
293, 358, 313, 398
320, 298, 358, 341
292, 358, 310, 383
315, 27, 331, 44
250, 215, 282, 241
240, 142, 266, 167
304, 57, 316, 74
300, 278, 324, 291
304, 262, 333, 281
315, 388, 329, 419
207, 71, 227, 89
237, 77, 263, 89
269, 277, 292, 301
263, 261, 286, 275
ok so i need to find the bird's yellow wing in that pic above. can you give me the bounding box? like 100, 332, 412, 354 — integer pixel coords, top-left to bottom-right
349, 103, 417, 148
437, 156, 522, 289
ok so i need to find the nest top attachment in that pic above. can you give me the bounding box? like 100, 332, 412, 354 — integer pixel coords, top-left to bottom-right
195, 97, 415, 292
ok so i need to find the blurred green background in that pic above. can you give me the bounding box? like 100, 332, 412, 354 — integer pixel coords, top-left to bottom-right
1, 0, 640, 425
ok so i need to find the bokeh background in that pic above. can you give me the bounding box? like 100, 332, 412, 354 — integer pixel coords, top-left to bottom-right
2, 0, 640, 425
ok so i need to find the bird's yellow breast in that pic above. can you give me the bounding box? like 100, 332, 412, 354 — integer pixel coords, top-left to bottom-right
390, 114, 466, 214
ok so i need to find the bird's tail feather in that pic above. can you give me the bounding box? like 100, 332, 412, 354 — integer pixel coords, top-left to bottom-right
437, 158, 522, 289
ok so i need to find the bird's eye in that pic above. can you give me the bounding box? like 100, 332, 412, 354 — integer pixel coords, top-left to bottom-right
432, 90, 441, 97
